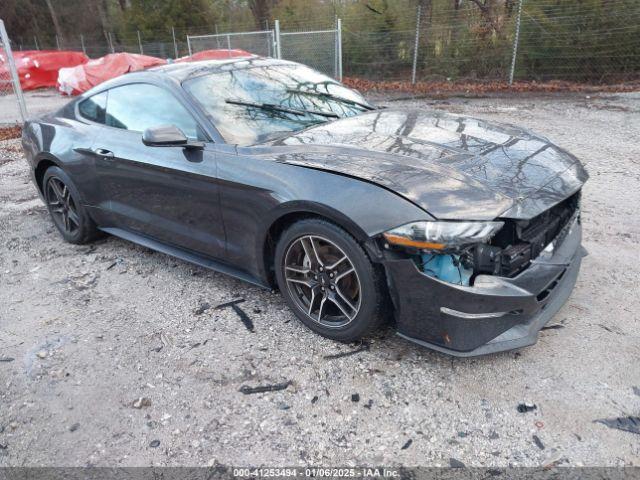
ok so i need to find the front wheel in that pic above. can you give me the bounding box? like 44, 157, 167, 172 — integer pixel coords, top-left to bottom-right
274, 219, 385, 342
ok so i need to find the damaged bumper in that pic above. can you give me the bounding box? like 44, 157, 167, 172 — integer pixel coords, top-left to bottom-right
384, 218, 585, 357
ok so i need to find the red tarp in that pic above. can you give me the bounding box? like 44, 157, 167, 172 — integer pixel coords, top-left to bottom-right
57, 52, 167, 95
57, 50, 253, 95
0, 50, 88, 91
174, 49, 252, 63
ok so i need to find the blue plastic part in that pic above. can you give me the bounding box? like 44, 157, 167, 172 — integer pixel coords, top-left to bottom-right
421, 253, 472, 286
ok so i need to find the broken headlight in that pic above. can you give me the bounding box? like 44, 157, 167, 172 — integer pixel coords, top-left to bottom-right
383, 221, 505, 286
383, 221, 504, 251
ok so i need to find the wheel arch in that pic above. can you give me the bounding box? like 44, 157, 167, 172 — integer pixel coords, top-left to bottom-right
33, 154, 63, 194
258, 202, 373, 287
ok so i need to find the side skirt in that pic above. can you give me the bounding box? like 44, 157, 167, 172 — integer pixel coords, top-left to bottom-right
100, 227, 271, 290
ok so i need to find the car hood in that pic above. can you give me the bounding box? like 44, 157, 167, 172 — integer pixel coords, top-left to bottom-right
262, 108, 587, 220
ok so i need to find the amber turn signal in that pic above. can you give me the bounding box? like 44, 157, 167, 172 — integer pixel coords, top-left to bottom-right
383, 233, 445, 250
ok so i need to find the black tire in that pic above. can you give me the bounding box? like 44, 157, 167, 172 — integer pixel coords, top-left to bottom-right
274, 218, 385, 342
43, 166, 100, 244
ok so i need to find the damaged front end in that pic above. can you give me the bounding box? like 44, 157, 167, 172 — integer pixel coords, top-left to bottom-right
381, 192, 585, 356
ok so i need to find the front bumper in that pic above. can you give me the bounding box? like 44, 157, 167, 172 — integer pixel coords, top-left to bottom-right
383, 218, 585, 357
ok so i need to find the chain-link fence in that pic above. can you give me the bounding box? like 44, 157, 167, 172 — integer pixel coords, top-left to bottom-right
339, 0, 640, 84
280, 25, 340, 79
186, 25, 340, 79
0, 19, 27, 125
187, 30, 276, 58
4, 1, 640, 86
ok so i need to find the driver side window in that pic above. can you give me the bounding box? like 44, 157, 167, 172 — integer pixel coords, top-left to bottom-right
105, 83, 203, 140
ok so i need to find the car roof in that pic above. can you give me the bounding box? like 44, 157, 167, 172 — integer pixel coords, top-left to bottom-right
148, 56, 298, 82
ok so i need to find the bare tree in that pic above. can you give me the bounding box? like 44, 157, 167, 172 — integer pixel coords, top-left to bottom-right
468, 0, 503, 37
94, 0, 112, 47
248, 0, 277, 31
44, 0, 65, 46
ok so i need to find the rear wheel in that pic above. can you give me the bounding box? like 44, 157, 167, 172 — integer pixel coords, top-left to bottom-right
275, 219, 385, 342
43, 166, 99, 244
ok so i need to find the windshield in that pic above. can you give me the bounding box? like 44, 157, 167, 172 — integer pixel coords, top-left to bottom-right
183, 62, 373, 145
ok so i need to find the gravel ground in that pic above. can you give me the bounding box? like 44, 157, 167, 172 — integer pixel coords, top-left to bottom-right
0, 90, 70, 125
1, 91, 639, 468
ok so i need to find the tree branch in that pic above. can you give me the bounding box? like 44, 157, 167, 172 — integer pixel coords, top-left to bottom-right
468, 0, 488, 13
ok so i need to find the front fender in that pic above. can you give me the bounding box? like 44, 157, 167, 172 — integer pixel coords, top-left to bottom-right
250, 169, 433, 284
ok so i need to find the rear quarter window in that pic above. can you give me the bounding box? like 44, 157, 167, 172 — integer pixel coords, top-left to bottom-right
78, 91, 107, 124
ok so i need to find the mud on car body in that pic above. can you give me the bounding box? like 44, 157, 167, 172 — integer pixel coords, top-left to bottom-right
21, 56, 587, 357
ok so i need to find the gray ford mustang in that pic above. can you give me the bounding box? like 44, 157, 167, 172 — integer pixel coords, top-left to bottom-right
22, 56, 587, 356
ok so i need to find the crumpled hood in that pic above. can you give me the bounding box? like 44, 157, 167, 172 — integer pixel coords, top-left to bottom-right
265, 108, 587, 220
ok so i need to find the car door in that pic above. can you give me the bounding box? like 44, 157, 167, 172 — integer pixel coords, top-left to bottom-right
64, 91, 109, 221
91, 82, 225, 259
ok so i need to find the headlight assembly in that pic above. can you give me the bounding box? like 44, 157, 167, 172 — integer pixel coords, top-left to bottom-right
383, 220, 504, 250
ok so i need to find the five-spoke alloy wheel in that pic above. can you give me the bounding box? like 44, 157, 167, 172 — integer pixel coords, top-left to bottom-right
284, 235, 361, 328
43, 166, 99, 244
275, 219, 385, 342
46, 176, 80, 235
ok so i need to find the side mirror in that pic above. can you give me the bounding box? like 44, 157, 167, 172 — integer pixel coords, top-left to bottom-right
142, 125, 187, 146
142, 125, 204, 149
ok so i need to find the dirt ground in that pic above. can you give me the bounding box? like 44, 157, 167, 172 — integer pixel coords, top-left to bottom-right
1, 90, 639, 468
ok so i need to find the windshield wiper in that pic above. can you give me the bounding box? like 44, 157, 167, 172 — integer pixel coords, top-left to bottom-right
225, 99, 339, 119
285, 89, 376, 111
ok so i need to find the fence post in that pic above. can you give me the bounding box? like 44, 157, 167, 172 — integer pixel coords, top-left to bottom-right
274, 20, 282, 59
80, 34, 86, 55
334, 15, 338, 78
0, 20, 28, 122
55, 34, 60, 50
215, 24, 221, 49
171, 27, 178, 58
411, 5, 422, 84
33, 35, 39, 50
137, 30, 143, 54
108, 32, 115, 53
337, 18, 343, 81
509, 0, 524, 85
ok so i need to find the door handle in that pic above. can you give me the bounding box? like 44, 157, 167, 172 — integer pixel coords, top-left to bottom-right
92, 148, 114, 158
